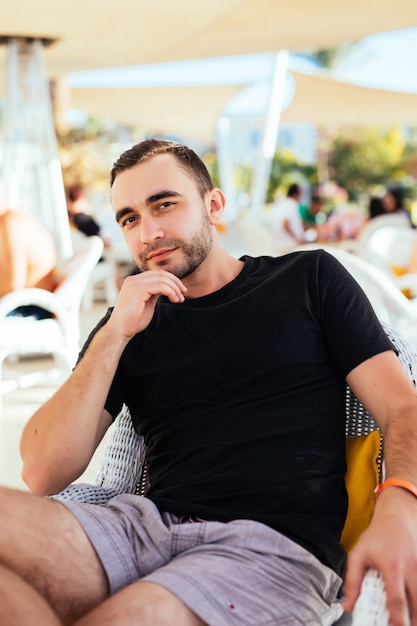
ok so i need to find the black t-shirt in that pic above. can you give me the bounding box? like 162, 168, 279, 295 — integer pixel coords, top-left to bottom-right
80, 250, 394, 576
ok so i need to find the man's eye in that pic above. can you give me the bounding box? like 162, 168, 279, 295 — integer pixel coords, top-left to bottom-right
159, 201, 173, 210
121, 215, 138, 228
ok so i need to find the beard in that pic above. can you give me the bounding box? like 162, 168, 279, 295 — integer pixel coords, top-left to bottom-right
135, 209, 213, 279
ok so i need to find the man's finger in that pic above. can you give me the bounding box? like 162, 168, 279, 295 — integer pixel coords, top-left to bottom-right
342, 564, 363, 612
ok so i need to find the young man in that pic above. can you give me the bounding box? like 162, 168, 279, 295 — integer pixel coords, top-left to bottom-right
0, 139, 417, 626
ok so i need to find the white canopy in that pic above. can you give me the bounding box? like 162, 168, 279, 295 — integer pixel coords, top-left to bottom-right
70, 70, 417, 142
70, 84, 246, 144
282, 71, 417, 129
1, 0, 417, 76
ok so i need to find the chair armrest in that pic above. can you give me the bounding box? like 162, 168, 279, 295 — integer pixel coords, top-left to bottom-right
52, 405, 146, 505
347, 321, 416, 625
351, 569, 390, 626
0, 288, 69, 321
94, 404, 146, 494
51, 483, 122, 505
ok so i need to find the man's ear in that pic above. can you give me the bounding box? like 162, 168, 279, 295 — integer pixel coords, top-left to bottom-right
208, 188, 226, 225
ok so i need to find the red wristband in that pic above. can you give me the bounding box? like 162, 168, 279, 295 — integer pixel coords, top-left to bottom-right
374, 478, 417, 499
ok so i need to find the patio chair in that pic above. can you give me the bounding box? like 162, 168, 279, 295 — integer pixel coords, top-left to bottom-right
355, 213, 411, 260
0, 235, 103, 409
359, 225, 417, 297
52, 317, 417, 625
70, 228, 119, 311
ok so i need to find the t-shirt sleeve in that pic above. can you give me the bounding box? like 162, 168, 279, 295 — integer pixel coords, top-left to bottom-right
75, 307, 126, 420
315, 250, 395, 378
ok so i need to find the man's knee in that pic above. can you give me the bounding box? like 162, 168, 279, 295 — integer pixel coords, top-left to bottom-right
76, 581, 207, 626
135, 582, 206, 625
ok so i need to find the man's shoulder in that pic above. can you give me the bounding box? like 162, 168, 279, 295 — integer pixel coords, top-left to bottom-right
245, 249, 331, 282
253, 248, 328, 267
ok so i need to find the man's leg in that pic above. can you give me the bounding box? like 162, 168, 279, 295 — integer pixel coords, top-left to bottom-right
75, 581, 207, 626
0, 486, 108, 623
0, 564, 62, 626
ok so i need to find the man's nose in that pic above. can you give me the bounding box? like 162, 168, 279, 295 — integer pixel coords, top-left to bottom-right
140, 215, 164, 243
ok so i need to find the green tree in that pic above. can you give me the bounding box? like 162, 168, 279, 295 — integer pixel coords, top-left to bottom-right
56, 118, 124, 190
267, 149, 317, 202
327, 127, 409, 200
203, 151, 220, 188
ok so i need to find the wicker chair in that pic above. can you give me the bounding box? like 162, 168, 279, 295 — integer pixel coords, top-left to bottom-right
53, 322, 417, 625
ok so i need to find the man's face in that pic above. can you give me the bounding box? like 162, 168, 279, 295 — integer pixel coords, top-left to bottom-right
111, 154, 213, 279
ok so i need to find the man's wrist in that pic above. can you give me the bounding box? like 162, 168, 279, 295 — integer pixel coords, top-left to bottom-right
375, 478, 417, 500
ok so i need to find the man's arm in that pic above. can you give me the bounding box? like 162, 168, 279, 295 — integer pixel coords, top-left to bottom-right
343, 349, 417, 626
20, 269, 187, 496
20, 325, 124, 496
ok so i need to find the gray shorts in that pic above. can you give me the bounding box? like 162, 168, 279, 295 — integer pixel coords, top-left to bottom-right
62, 494, 344, 626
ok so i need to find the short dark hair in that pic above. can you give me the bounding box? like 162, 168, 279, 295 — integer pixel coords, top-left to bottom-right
287, 183, 301, 198
369, 196, 385, 218
311, 195, 323, 204
110, 139, 214, 199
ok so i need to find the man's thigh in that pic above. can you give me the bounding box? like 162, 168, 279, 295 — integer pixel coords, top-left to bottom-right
0, 486, 108, 622
76, 581, 207, 626
0, 563, 62, 626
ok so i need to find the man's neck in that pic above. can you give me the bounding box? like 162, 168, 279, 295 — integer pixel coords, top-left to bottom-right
183, 247, 244, 299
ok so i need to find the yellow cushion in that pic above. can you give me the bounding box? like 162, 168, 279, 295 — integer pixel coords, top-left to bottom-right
340, 431, 381, 553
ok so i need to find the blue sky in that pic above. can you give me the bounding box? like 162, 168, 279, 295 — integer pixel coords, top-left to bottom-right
68, 27, 417, 95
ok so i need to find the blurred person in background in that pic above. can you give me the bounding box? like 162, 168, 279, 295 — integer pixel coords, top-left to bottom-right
269, 182, 305, 252
299, 195, 325, 227
382, 188, 412, 225
67, 185, 103, 239
0, 181, 57, 317
368, 196, 386, 219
